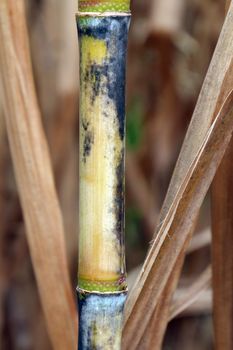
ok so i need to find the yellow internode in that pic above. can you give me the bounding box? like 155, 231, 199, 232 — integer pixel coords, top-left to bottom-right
79, 35, 124, 288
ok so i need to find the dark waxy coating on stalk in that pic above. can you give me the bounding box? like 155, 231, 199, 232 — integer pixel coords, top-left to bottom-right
83, 63, 108, 104
79, 16, 129, 140
78, 291, 127, 349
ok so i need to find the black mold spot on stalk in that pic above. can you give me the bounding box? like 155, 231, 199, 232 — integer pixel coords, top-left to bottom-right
78, 17, 130, 140
114, 149, 125, 243
82, 118, 94, 163
84, 64, 108, 104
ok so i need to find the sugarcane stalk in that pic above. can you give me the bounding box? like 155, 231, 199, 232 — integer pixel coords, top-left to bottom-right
76, 0, 130, 348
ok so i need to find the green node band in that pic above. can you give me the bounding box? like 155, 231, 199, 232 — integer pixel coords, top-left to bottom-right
78, 0, 130, 13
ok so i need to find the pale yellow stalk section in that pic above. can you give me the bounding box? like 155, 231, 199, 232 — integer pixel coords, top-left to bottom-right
79, 36, 123, 282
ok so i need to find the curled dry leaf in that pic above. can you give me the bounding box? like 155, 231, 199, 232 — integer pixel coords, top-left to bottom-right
122, 89, 233, 349
159, 15, 233, 224
123, 3, 233, 347
137, 243, 189, 350
0, 1, 77, 349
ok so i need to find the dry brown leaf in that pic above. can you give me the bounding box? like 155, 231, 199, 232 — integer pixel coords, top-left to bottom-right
211, 4, 233, 349
0, 1, 77, 349
226, 0, 231, 12
137, 226, 211, 348
212, 140, 233, 350
122, 90, 233, 349
138, 214, 200, 350
126, 5, 233, 348
158, 4, 233, 224
137, 242, 189, 350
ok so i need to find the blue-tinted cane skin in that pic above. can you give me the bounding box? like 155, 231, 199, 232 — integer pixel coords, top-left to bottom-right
78, 292, 127, 349
77, 15, 130, 350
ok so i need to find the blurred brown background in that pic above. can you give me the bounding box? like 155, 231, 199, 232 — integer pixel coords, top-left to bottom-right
0, 0, 226, 348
